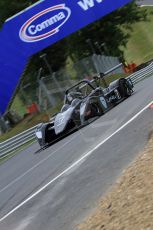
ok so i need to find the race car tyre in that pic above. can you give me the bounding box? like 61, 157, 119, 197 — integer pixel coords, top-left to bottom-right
125, 86, 132, 97
118, 78, 132, 98
45, 124, 56, 144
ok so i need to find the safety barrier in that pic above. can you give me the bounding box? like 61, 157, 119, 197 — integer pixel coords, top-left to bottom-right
1, 62, 153, 158
129, 62, 153, 84
0, 125, 38, 157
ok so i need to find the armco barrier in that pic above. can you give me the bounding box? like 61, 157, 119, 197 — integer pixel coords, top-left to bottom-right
129, 62, 153, 84
1, 62, 153, 157
0, 125, 38, 157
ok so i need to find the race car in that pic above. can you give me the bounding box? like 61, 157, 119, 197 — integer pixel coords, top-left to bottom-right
35, 73, 133, 148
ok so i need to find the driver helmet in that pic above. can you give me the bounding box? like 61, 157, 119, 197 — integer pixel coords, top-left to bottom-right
67, 91, 82, 103
67, 92, 74, 103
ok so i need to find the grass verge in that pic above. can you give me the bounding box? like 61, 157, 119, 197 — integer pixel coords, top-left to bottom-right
121, 7, 153, 65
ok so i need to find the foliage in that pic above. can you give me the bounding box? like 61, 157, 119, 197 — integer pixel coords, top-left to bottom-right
122, 7, 153, 64
23, 40, 69, 85
66, 1, 147, 61
0, 0, 38, 26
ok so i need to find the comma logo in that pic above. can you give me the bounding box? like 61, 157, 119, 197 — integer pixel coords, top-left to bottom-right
19, 4, 71, 42
28, 12, 66, 35
77, 0, 103, 11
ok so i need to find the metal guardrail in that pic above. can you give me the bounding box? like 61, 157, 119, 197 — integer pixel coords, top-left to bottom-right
0, 125, 38, 157
129, 62, 153, 84
1, 62, 153, 158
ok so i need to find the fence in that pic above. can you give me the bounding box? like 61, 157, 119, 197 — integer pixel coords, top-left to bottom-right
1, 62, 153, 157
17, 54, 121, 112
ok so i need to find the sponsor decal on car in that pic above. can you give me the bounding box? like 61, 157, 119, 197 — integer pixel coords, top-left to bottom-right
19, 4, 71, 42
100, 96, 107, 109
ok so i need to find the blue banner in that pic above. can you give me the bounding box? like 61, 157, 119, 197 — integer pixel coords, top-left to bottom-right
0, 0, 132, 114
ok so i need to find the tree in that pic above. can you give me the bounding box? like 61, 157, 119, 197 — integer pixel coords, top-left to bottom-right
0, 0, 38, 26
23, 40, 69, 84
66, 1, 147, 61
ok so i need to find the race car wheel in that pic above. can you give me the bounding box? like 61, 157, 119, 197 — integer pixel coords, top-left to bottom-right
125, 86, 132, 97
45, 124, 56, 144
118, 78, 132, 98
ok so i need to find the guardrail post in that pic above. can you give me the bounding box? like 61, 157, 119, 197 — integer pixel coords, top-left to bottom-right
0, 113, 8, 133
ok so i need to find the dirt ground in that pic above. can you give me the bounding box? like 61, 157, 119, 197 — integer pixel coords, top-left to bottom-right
76, 133, 153, 230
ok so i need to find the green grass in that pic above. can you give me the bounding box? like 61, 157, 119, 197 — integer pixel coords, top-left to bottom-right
121, 7, 153, 65
11, 95, 27, 117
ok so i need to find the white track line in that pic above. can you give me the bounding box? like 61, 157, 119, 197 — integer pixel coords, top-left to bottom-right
0, 134, 79, 194
0, 100, 152, 222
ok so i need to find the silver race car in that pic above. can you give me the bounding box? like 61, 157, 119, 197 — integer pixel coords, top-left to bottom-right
35, 73, 133, 148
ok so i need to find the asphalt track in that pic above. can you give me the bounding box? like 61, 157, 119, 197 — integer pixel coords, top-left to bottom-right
0, 75, 153, 230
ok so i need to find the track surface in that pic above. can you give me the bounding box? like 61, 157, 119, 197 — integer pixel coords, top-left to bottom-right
0, 76, 153, 230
